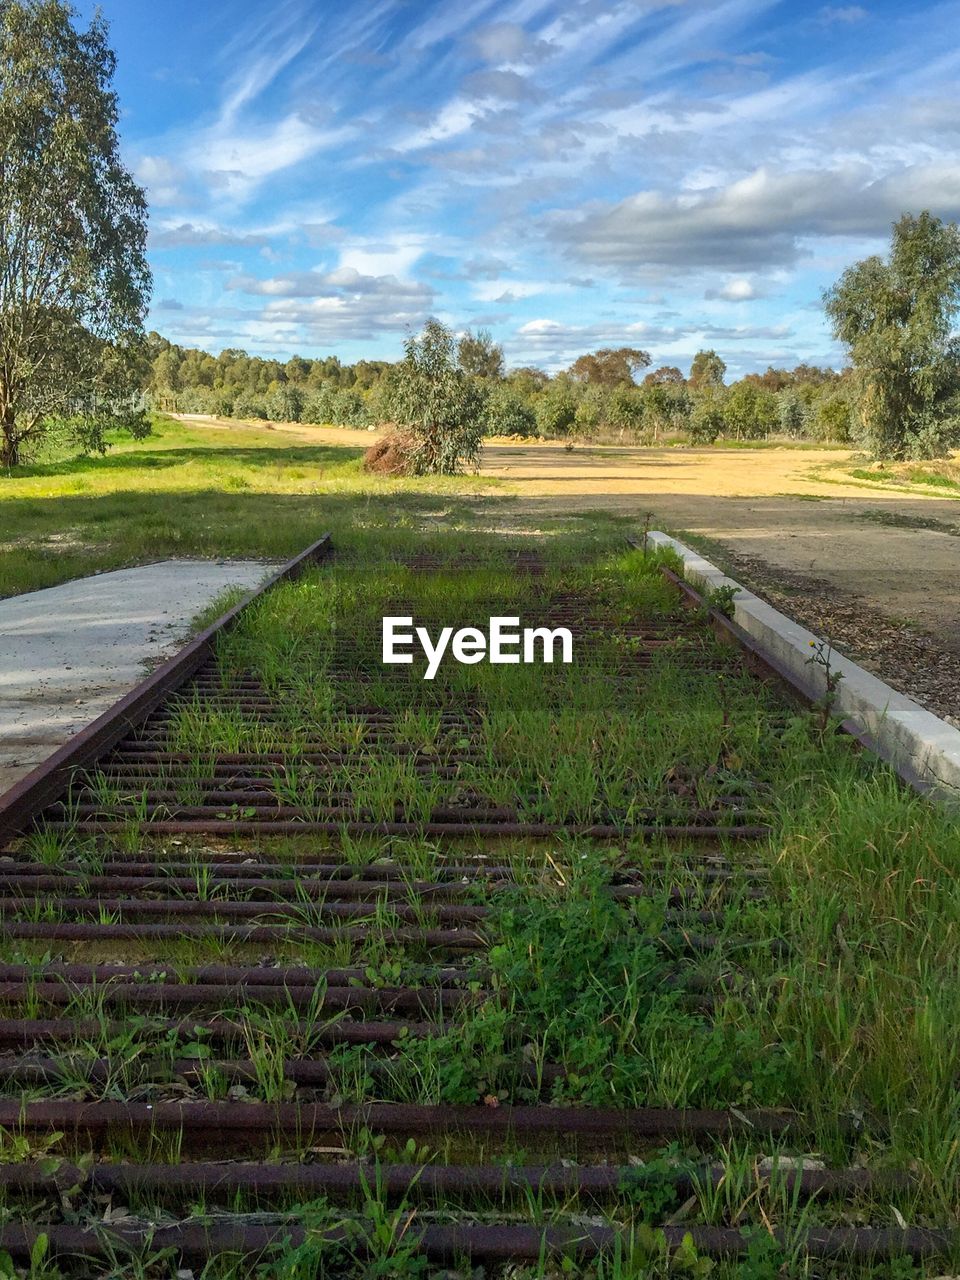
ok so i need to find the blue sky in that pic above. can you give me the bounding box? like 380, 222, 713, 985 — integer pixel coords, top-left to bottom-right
77, 0, 960, 375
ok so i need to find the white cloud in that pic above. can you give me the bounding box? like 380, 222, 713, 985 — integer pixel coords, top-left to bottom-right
471, 279, 558, 302
470, 21, 555, 64
553, 162, 960, 274
706, 278, 758, 301
187, 116, 355, 203
337, 237, 428, 278
134, 155, 187, 206
393, 99, 480, 153
227, 267, 433, 303
150, 221, 270, 249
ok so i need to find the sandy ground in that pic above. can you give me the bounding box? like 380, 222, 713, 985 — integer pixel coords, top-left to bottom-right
179, 417, 958, 647
481, 442, 960, 644
0, 560, 279, 795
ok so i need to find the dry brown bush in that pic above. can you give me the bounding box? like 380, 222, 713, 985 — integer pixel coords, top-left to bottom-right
363, 431, 414, 475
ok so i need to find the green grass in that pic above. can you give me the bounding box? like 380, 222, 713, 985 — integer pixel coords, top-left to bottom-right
0, 415, 502, 598
848, 466, 960, 492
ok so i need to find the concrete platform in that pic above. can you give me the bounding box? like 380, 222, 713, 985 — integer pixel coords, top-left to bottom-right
648, 531, 960, 803
0, 560, 280, 796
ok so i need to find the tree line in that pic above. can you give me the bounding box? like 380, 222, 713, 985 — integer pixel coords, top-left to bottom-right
147, 329, 859, 447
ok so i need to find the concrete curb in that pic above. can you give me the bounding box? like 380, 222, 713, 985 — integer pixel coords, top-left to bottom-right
647, 531, 960, 804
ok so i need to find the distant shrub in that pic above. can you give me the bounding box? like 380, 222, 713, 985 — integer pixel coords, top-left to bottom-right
607, 384, 644, 432
573, 384, 607, 434
212, 391, 235, 418
232, 396, 268, 420
688, 392, 726, 444
535, 381, 578, 437
265, 385, 304, 423
486, 386, 537, 436
390, 318, 486, 474
722, 382, 778, 440
331, 387, 369, 427
812, 390, 854, 443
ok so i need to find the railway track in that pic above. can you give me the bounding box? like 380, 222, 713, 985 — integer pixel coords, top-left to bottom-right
0, 533, 955, 1277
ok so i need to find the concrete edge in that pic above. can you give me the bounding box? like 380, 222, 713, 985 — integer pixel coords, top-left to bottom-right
647, 531, 960, 803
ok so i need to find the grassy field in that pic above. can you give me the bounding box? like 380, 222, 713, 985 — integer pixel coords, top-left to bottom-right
0, 415, 503, 598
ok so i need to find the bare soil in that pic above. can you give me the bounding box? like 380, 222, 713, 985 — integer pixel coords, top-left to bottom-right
481, 441, 960, 721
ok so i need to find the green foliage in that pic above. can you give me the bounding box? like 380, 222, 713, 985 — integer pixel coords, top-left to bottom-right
265, 383, 304, 423
689, 349, 726, 391
0, 0, 151, 467
607, 382, 645, 431
535, 378, 578, 436
825, 210, 960, 459
642, 379, 691, 437
485, 384, 537, 436
688, 390, 726, 443
389, 318, 486, 474
811, 387, 854, 442
457, 326, 504, 379
722, 381, 778, 440
232, 394, 268, 420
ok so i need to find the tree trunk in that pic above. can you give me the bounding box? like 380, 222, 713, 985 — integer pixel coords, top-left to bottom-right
1, 408, 20, 468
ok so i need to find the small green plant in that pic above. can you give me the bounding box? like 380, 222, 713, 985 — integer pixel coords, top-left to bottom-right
707, 583, 739, 619
806, 636, 844, 733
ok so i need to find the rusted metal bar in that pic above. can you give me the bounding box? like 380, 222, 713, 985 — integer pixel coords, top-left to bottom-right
0, 981, 477, 1013
0, 1220, 951, 1262
45, 819, 770, 838
0, 1157, 913, 1199
0, 1099, 797, 1137
0, 1054, 564, 1089
0, 962, 474, 986
0, 922, 485, 946
0, 873, 758, 906
0, 874, 482, 898
0, 896, 487, 923
0, 1017, 433, 1049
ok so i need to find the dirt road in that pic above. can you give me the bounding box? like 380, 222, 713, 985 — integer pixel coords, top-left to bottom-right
481, 441, 960, 720
483, 441, 960, 637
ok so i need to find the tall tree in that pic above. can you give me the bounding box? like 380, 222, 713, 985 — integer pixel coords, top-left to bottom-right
568, 347, 650, 386
457, 327, 504, 379
824, 211, 960, 459
0, 0, 150, 467
643, 365, 685, 386
688, 350, 726, 391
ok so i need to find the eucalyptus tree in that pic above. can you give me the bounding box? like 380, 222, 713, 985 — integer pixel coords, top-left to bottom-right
825, 211, 960, 459
391, 319, 486, 474
688, 349, 726, 391
0, 0, 150, 467
457, 327, 504, 380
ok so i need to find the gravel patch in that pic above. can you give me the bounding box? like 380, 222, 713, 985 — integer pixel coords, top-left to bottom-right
715, 552, 960, 729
